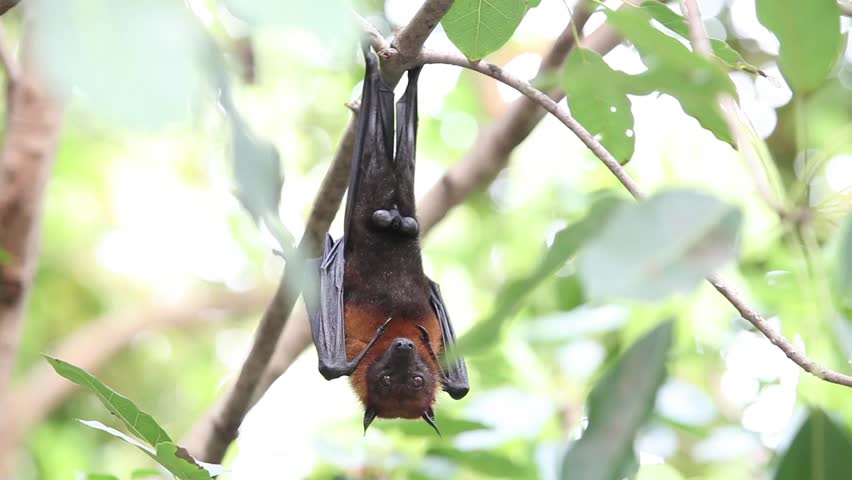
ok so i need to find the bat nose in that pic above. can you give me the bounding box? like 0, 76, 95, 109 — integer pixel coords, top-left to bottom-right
393, 338, 414, 352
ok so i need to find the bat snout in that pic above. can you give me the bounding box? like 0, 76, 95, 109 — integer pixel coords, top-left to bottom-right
393, 338, 415, 352
390, 338, 416, 361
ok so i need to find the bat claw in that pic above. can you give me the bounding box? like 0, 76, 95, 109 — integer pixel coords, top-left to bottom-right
416, 324, 431, 343
377, 317, 393, 336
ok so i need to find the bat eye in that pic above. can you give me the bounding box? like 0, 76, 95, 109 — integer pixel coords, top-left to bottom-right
412, 375, 424, 388
381, 374, 391, 386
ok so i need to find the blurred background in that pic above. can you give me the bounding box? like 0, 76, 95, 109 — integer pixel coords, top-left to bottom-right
2, 0, 851, 478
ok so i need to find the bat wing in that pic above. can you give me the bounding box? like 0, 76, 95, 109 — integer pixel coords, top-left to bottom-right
428, 279, 470, 400
303, 234, 351, 380
303, 47, 403, 381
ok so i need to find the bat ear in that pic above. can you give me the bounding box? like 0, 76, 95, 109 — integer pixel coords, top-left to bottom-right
363, 407, 378, 434
421, 408, 441, 437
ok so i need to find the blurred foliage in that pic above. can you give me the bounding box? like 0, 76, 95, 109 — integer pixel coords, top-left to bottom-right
579, 189, 742, 301
772, 409, 852, 480
4, 0, 852, 479
560, 321, 673, 480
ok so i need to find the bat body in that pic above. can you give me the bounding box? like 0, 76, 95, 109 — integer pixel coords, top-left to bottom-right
304, 47, 468, 432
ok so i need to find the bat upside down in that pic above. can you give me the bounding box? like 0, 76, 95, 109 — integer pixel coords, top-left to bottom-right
303, 45, 469, 434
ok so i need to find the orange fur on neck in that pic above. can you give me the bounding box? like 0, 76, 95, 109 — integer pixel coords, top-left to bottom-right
344, 303, 443, 418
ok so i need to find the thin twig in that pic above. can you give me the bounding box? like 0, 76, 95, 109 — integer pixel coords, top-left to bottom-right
684, 0, 851, 387
681, 0, 712, 56
416, 46, 852, 388
187, 0, 459, 463
707, 273, 852, 385
418, 49, 644, 198
681, 0, 789, 217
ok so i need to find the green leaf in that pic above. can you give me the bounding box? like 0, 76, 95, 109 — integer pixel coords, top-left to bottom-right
563, 48, 635, 163
442, 0, 529, 61
231, 120, 283, 225
461, 194, 625, 351
639, 2, 763, 75
213, 60, 293, 252
79, 475, 120, 480
773, 409, 852, 480
154, 443, 218, 480
79, 420, 222, 480
560, 321, 674, 480
603, 6, 735, 144
132, 469, 168, 479
45, 356, 172, 447
756, 0, 842, 94
79, 420, 158, 452
0, 247, 10, 265
429, 446, 528, 478
579, 189, 742, 302
833, 212, 852, 316
638, 2, 689, 36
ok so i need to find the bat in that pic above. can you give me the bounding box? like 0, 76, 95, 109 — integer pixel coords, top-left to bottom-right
303, 46, 469, 434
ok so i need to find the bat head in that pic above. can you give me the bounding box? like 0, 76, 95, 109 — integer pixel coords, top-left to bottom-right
361, 336, 440, 432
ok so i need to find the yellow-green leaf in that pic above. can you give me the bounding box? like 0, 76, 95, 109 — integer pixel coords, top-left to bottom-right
45, 356, 172, 447
442, 0, 529, 61
756, 0, 842, 94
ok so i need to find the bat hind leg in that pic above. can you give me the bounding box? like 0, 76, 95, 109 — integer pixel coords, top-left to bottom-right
370, 208, 419, 237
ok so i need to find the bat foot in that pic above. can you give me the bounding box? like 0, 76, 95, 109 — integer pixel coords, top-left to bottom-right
371, 209, 394, 228
371, 209, 419, 237
399, 217, 419, 236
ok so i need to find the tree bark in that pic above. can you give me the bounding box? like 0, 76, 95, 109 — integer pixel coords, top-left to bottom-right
0, 29, 64, 477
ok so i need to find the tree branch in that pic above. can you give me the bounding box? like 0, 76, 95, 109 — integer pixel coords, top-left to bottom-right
187, 0, 457, 463
840, 2, 852, 17
680, 0, 852, 387
418, 37, 852, 388
419, 0, 642, 231
418, 49, 643, 198
0, 26, 64, 414
0, 22, 18, 81
0, 288, 270, 467
0, 0, 20, 17
0, 24, 64, 477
